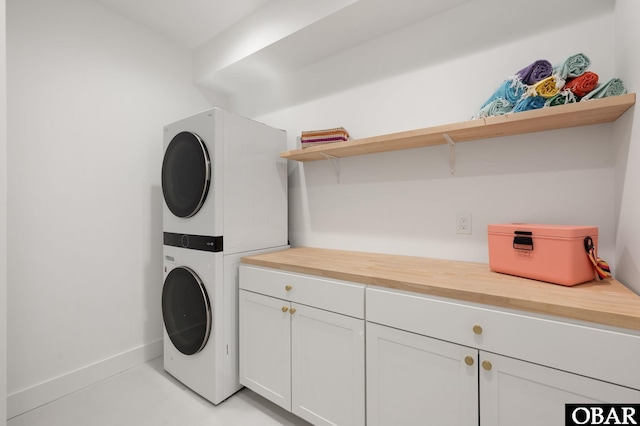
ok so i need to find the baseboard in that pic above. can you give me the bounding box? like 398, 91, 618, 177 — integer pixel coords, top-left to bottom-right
7, 339, 163, 419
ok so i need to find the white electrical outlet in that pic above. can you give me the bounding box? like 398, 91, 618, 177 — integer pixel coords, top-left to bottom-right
456, 213, 472, 234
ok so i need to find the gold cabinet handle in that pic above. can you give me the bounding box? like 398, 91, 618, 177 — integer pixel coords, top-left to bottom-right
285, 285, 293, 291
473, 325, 483, 335
482, 360, 492, 371
464, 356, 475, 366
281, 306, 289, 313
289, 307, 297, 315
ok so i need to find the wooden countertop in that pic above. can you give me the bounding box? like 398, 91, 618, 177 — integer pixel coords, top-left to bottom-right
242, 247, 640, 331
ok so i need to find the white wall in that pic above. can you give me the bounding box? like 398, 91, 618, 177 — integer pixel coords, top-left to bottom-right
613, 0, 640, 295
6, 0, 212, 417
244, 10, 622, 270
3, 0, 636, 420
1, 0, 8, 423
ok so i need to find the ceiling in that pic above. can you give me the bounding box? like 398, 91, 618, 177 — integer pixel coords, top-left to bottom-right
92, 0, 469, 94
93, 0, 274, 48
91, 0, 615, 100
92, 0, 366, 49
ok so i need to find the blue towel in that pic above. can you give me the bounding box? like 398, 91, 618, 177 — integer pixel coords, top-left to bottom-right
582, 78, 627, 100
555, 53, 591, 80
474, 98, 513, 119
512, 96, 546, 113
481, 78, 527, 108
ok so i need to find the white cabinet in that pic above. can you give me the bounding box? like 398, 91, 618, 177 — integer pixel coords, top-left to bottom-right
367, 322, 640, 426
366, 322, 478, 426
366, 287, 640, 391
366, 287, 640, 426
239, 290, 291, 409
239, 265, 365, 426
480, 352, 640, 426
239, 257, 640, 426
291, 302, 365, 426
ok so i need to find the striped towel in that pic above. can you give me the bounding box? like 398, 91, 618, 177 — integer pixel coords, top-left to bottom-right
301, 127, 350, 148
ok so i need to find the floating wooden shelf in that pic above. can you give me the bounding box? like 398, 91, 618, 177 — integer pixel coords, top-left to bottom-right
281, 93, 636, 162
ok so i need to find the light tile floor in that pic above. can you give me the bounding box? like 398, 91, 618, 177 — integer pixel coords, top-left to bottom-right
8, 357, 311, 426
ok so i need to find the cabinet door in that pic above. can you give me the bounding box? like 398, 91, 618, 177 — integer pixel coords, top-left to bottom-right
239, 290, 291, 410
291, 304, 365, 426
480, 352, 640, 426
366, 323, 478, 426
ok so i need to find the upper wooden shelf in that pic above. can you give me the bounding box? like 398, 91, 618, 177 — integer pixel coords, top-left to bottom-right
280, 93, 636, 162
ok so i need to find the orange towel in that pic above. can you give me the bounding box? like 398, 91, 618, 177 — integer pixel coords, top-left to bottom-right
564, 71, 599, 98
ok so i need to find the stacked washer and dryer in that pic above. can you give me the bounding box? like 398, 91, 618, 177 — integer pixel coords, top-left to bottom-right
161, 108, 288, 404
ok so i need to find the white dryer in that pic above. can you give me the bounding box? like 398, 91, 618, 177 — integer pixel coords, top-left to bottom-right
161, 108, 288, 404
161, 107, 288, 253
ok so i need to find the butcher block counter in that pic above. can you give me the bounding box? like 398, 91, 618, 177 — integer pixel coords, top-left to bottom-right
241, 246, 640, 331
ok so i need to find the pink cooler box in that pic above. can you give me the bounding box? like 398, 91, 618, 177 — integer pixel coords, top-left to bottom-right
487, 224, 598, 286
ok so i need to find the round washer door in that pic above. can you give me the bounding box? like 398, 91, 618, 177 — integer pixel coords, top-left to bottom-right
162, 266, 211, 355
161, 131, 211, 218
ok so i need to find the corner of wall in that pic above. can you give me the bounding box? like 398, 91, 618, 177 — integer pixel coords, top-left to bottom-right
1, 0, 8, 423
195, 85, 230, 111
7, 340, 162, 419
613, 0, 640, 295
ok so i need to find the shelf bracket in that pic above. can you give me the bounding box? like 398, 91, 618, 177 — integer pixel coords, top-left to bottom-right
320, 153, 341, 183
443, 133, 455, 175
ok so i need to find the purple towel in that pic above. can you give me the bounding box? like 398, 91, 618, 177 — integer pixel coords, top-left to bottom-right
516, 60, 553, 85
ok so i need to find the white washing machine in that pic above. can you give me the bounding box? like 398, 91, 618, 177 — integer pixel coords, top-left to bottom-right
161, 108, 288, 404
162, 246, 286, 404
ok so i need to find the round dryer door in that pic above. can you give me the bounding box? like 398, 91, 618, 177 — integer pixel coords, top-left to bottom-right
161, 131, 210, 218
162, 267, 211, 355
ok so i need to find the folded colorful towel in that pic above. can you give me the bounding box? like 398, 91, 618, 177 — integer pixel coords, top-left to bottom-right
545, 91, 578, 107
516, 59, 553, 85
564, 71, 599, 98
474, 98, 513, 119
582, 78, 627, 100
301, 127, 350, 139
481, 78, 527, 108
555, 53, 591, 79
531, 75, 562, 98
301, 127, 350, 148
512, 95, 546, 113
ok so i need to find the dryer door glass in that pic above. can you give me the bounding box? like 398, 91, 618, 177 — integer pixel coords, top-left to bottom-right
162, 131, 211, 218
162, 267, 211, 355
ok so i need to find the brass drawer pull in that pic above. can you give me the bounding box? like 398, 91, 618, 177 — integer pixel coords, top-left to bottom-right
281, 306, 289, 313
285, 285, 293, 291
464, 356, 474, 366
482, 360, 493, 371
473, 325, 483, 335
289, 308, 297, 315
